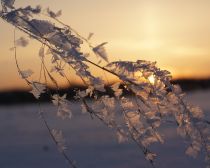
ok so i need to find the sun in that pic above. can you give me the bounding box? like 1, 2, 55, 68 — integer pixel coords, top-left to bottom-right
148, 75, 155, 84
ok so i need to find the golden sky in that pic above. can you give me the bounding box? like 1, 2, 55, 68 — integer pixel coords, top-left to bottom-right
0, 0, 210, 91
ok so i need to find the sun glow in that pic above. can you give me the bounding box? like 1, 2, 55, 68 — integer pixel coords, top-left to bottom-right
148, 75, 155, 84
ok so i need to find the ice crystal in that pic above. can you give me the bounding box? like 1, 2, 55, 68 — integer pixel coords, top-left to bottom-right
52, 94, 72, 120
15, 37, 29, 47
29, 81, 46, 99
47, 8, 62, 18
116, 129, 128, 143
51, 129, 67, 151
87, 32, 94, 41
20, 69, 33, 79
39, 46, 45, 58
93, 42, 108, 62
1, 0, 15, 9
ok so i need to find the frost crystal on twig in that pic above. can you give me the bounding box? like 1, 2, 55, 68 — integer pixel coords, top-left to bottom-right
29, 81, 46, 99
52, 94, 72, 120
20, 69, 33, 79
51, 129, 67, 151
15, 37, 29, 47
1, 1, 210, 168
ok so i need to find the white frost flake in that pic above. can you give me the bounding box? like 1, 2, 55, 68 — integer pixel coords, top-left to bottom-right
20, 69, 33, 79
29, 82, 46, 99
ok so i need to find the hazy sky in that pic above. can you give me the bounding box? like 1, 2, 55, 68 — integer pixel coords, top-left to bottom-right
0, 0, 210, 90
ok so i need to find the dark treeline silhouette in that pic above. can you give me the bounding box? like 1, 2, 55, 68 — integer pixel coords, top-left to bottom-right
172, 78, 210, 91
1, 78, 210, 105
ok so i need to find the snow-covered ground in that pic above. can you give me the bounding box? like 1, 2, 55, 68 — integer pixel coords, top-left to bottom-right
0, 90, 210, 168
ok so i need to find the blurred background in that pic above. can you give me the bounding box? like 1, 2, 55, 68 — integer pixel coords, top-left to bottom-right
1, 0, 210, 92
0, 0, 210, 168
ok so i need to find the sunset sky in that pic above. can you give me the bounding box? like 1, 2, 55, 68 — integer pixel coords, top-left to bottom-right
0, 0, 210, 91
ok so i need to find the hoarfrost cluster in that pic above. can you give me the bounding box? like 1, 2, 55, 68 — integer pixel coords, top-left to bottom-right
1, 1, 210, 168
